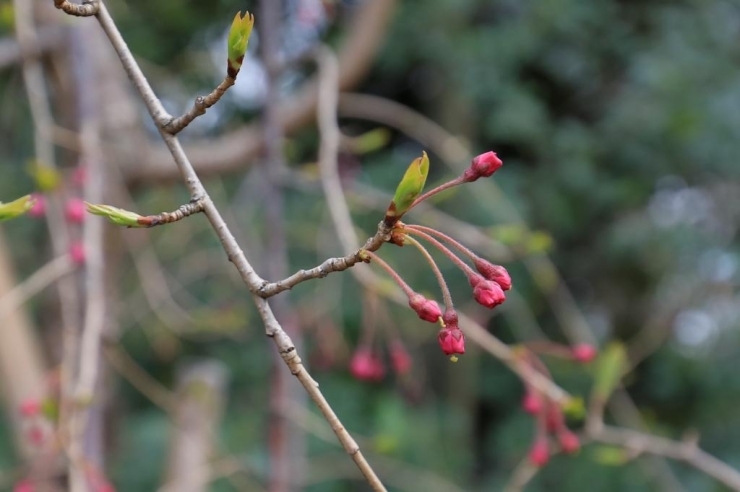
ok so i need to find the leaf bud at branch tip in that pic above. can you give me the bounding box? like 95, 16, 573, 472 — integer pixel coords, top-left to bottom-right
227, 11, 255, 78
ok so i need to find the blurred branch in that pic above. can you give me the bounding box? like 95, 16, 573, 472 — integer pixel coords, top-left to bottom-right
0, 255, 74, 318
0, 27, 66, 70
588, 425, 740, 491
77, 2, 387, 490
125, 0, 397, 184
164, 360, 228, 492
13, 0, 83, 486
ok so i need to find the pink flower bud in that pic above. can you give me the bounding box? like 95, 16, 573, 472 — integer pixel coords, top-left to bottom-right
69, 242, 86, 265
65, 198, 86, 224
28, 194, 46, 218
438, 326, 465, 356
389, 341, 412, 375
19, 399, 40, 418
408, 293, 442, 323
528, 438, 550, 467
521, 392, 543, 415
72, 166, 87, 187
473, 259, 512, 291
545, 403, 564, 433
463, 151, 503, 182
349, 347, 385, 382
25, 425, 45, 446
470, 276, 506, 308
572, 343, 597, 363
12, 479, 34, 492
558, 429, 580, 454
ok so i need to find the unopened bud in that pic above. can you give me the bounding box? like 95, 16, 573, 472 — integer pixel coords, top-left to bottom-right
408, 293, 442, 323
528, 438, 550, 467
349, 347, 385, 382
473, 259, 511, 291
438, 326, 465, 356
65, 198, 85, 224
558, 429, 580, 454
463, 151, 503, 182
572, 343, 597, 363
470, 275, 506, 308
521, 392, 543, 415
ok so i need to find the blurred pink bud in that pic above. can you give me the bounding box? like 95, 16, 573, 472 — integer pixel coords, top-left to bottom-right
521, 392, 543, 415
528, 438, 550, 467
389, 341, 412, 375
65, 198, 85, 224
28, 194, 46, 218
94, 481, 116, 492
572, 343, 597, 363
349, 347, 385, 382
438, 326, 465, 356
558, 429, 580, 454
19, 399, 40, 418
463, 151, 503, 182
25, 425, 45, 446
408, 293, 442, 323
470, 276, 506, 308
72, 166, 87, 187
13, 479, 34, 492
473, 259, 512, 291
69, 242, 86, 265
545, 404, 564, 433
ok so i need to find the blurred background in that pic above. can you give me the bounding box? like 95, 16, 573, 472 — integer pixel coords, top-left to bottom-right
0, 0, 739, 490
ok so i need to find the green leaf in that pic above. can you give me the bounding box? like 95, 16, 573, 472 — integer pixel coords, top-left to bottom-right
592, 445, 631, 466
27, 162, 60, 192
592, 342, 627, 402
86, 203, 147, 227
386, 151, 429, 222
0, 195, 34, 222
227, 11, 254, 77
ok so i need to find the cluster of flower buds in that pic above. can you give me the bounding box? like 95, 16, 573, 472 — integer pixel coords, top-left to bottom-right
18, 398, 52, 451
516, 342, 598, 466
349, 340, 413, 382
366, 151, 510, 360
27, 165, 89, 265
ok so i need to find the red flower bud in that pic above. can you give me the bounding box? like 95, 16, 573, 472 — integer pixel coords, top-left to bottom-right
12, 479, 34, 492
28, 194, 46, 218
408, 293, 442, 323
438, 326, 465, 356
65, 198, 86, 224
545, 403, 564, 433
521, 391, 543, 415
470, 276, 506, 308
473, 259, 511, 291
463, 151, 503, 182
558, 429, 580, 454
528, 438, 550, 467
69, 242, 86, 266
572, 343, 597, 363
389, 341, 412, 375
349, 347, 385, 382
19, 399, 40, 418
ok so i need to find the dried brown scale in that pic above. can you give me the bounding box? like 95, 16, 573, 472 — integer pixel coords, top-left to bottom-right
55, 0, 99, 16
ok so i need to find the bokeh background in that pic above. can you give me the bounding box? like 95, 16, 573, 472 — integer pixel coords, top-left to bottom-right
0, 0, 739, 490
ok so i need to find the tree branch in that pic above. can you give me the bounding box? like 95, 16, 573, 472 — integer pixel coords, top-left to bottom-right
85, 2, 387, 489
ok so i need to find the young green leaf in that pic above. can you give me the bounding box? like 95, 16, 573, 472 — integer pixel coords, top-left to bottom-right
0, 195, 35, 222
227, 11, 255, 78
27, 162, 61, 192
385, 151, 429, 225
86, 203, 147, 227
592, 342, 627, 402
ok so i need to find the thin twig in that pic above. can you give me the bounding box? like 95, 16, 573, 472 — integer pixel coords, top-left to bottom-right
162, 77, 236, 134
590, 425, 740, 491
88, 3, 387, 489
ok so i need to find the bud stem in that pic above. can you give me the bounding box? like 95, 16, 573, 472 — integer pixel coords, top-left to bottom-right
403, 235, 454, 312
405, 224, 478, 261
406, 176, 466, 213
403, 227, 477, 278
363, 251, 415, 298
